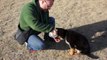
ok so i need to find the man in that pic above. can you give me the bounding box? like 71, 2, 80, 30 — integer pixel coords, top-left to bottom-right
15, 0, 60, 53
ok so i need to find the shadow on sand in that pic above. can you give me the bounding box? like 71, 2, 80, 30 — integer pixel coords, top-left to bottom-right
47, 20, 107, 53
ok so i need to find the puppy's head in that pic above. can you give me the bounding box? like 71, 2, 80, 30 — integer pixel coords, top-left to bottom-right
49, 28, 66, 41
56, 28, 67, 38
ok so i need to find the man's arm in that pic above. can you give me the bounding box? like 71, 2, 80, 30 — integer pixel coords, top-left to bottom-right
22, 4, 54, 33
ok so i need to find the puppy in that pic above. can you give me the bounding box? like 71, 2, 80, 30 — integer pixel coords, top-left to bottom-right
49, 28, 99, 59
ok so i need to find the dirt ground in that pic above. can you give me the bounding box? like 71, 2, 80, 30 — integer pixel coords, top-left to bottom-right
0, 0, 107, 60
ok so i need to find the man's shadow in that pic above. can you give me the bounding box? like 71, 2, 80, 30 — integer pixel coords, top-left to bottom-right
47, 20, 107, 52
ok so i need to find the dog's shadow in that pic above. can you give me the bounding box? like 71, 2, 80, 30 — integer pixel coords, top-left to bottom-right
47, 20, 107, 52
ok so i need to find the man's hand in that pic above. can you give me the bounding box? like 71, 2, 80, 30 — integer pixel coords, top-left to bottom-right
49, 29, 61, 43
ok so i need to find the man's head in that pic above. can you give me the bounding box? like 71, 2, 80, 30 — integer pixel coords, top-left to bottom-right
39, 0, 54, 11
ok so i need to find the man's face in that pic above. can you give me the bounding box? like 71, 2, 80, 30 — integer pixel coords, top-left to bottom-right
39, 0, 54, 11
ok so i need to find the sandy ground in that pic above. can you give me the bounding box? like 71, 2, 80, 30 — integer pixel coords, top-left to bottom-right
0, 0, 107, 60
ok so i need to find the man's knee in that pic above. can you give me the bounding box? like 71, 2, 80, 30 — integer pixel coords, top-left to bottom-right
27, 35, 45, 50
49, 17, 55, 24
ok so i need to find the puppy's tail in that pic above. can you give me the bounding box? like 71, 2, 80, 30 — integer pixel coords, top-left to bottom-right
86, 53, 99, 59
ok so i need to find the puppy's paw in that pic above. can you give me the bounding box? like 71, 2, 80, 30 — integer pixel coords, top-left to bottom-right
74, 49, 81, 55
69, 48, 75, 56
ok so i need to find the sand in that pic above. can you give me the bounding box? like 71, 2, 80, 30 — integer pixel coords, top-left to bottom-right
0, 0, 107, 60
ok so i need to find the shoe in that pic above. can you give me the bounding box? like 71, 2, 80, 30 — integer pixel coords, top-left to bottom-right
29, 49, 37, 53
25, 42, 37, 53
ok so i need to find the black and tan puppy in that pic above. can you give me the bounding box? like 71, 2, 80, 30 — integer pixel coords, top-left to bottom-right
49, 28, 99, 59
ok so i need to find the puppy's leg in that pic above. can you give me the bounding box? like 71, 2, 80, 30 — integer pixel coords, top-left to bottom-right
74, 49, 81, 55
65, 40, 75, 55
65, 39, 72, 48
69, 48, 75, 55
69, 48, 81, 56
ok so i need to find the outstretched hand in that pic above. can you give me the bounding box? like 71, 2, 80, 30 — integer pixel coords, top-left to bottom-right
49, 29, 61, 43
